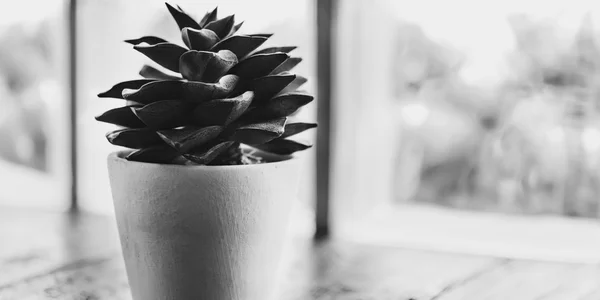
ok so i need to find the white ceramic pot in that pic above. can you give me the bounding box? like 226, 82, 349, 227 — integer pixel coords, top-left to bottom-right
107, 151, 300, 300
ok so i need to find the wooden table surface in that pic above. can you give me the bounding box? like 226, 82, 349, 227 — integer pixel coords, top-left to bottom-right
0, 208, 599, 300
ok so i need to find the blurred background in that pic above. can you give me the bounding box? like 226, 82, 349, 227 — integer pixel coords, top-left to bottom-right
2, 0, 600, 261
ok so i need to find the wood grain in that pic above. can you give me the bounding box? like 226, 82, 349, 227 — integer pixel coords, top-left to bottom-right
0, 207, 598, 299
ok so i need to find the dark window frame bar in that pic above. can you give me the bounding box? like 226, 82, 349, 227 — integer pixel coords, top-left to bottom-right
68, 0, 78, 212
315, 0, 336, 239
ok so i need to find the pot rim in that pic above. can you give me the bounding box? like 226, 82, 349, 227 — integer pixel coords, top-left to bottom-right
108, 150, 298, 170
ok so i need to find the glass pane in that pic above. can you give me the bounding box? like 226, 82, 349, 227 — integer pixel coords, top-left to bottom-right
0, 0, 70, 210
77, 0, 316, 233
333, 0, 600, 261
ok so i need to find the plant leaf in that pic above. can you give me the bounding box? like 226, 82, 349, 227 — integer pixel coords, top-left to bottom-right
230, 53, 289, 80
250, 33, 273, 39
212, 35, 268, 59
230, 117, 286, 145
183, 141, 234, 165
251, 73, 296, 102
166, 3, 201, 31
179, 50, 238, 82
181, 28, 220, 51
278, 75, 307, 95
198, 7, 218, 28
126, 145, 181, 163
253, 46, 297, 55
205, 15, 235, 39
246, 92, 313, 119
253, 139, 312, 155
95, 105, 145, 128
182, 74, 240, 102
134, 43, 188, 73
139, 65, 181, 80
228, 21, 244, 37
192, 91, 254, 126
280, 122, 317, 139
106, 128, 163, 149
122, 81, 183, 104
270, 57, 302, 74
157, 126, 223, 152
124, 36, 167, 46
98, 79, 155, 99
132, 100, 192, 129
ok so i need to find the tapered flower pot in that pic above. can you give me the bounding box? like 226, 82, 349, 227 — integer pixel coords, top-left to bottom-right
107, 151, 300, 300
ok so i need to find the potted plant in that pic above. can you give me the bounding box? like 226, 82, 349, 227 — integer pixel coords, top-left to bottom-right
95, 3, 316, 300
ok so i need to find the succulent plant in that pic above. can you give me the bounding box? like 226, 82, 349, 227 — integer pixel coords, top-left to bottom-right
96, 3, 316, 165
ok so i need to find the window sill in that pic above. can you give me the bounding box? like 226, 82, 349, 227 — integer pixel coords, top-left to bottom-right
339, 204, 600, 264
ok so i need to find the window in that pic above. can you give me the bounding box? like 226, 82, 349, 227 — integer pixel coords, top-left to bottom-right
3, 0, 600, 264
331, 0, 600, 263
0, 0, 70, 210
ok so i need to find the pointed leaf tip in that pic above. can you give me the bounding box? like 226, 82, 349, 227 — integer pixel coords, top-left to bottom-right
205, 14, 235, 39
251, 33, 273, 39
182, 28, 220, 51
246, 92, 313, 119
212, 35, 267, 60
278, 75, 307, 95
229, 21, 244, 36
251, 73, 297, 102
95, 106, 145, 128
134, 42, 188, 73
122, 80, 184, 104
212, 35, 268, 59
253, 138, 312, 155
98, 79, 155, 99
230, 53, 289, 80
253, 46, 297, 55
271, 57, 302, 74
199, 7, 218, 28
166, 2, 201, 31
124, 36, 167, 46
280, 122, 317, 139
230, 117, 287, 145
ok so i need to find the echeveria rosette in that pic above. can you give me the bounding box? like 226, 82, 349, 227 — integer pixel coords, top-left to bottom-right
96, 3, 316, 165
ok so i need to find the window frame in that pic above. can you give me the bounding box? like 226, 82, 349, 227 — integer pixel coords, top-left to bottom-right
324, 0, 600, 263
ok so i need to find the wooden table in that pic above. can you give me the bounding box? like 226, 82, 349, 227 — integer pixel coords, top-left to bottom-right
1, 208, 599, 300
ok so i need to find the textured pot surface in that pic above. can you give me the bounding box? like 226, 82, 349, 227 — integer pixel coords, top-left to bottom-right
107, 151, 300, 300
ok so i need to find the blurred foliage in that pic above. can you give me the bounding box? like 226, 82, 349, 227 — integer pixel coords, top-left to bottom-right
0, 22, 54, 171
393, 14, 600, 217
507, 14, 600, 90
